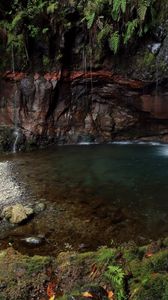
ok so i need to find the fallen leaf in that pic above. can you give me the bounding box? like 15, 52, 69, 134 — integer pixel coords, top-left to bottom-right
47, 282, 56, 298
108, 290, 114, 300
82, 292, 93, 298
145, 253, 153, 258
49, 296, 55, 300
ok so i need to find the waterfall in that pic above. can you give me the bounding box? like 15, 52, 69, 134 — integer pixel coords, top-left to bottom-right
82, 47, 89, 112
13, 89, 20, 153
155, 56, 159, 95
12, 45, 20, 153
82, 47, 87, 77
82, 35, 93, 112
13, 128, 20, 153
89, 33, 93, 94
11, 44, 15, 75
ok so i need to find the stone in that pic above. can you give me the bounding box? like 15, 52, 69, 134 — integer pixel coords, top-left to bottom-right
21, 236, 44, 245
1, 203, 34, 224
148, 42, 161, 54
34, 202, 46, 213
2, 206, 12, 220
78, 243, 88, 250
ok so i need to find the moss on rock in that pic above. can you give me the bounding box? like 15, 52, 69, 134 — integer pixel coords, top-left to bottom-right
1, 239, 168, 299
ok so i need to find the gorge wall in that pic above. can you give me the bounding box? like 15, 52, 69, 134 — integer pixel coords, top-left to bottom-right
1, 70, 168, 151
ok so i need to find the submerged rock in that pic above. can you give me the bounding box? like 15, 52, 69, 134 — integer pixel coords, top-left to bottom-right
21, 235, 45, 246
1, 203, 34, 224
34, 202, 46, 213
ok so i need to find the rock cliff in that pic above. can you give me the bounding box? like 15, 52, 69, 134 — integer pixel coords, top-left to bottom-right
1, 70, 168, 150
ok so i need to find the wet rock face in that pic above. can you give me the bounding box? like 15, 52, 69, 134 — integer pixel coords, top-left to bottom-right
20, 76, 35, 99
19, 76, 54, 134
0, 72, 168, 149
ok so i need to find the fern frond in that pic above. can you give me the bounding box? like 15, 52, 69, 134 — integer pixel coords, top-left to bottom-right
108, 31, 120, 54
137, 0, 149, 21
124, 19, 138, 44
121, 0, 127, 14
97, 247, 116, 263
47, 3, 58, 14
86, 12, 96, 29
105, 265, 126, 300
11, 11, 25, 29
97, 23, 111, 43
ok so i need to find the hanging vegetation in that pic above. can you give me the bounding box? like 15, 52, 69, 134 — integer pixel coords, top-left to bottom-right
0, 0, 158, 70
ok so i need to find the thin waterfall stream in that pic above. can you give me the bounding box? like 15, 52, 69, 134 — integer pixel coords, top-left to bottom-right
13, 127, 20, 153
11, 45, 20, 153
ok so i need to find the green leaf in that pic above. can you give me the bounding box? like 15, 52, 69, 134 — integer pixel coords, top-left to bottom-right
108, 31, 120, 54
121, 0, 127, 13
42, 27, 49, 34
124, 19, 138, 44
47, 2, 58, 14
86, 12, 96, 29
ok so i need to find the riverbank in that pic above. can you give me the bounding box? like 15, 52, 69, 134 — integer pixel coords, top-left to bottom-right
1, 238, 168, 300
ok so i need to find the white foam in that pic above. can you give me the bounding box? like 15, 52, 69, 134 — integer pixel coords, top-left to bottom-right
110, 140, 162, 146
147, 142, 161, 146
13, 129, 20, 153
111, 141, 133, 145
78, 142, 97, 145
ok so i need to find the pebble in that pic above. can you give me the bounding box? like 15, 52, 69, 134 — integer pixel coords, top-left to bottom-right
34, 202, 46, 213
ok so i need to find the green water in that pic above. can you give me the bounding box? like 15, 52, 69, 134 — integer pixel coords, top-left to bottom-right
0, 143, 168, 255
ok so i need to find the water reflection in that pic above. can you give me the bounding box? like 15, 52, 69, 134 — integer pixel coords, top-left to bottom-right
158, 145, 168, 157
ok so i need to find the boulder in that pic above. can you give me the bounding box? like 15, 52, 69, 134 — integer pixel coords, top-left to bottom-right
1, 203, 34, 224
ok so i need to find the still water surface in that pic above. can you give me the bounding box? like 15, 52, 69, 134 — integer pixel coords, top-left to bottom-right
0, 143, 168, 255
